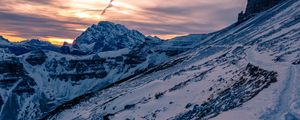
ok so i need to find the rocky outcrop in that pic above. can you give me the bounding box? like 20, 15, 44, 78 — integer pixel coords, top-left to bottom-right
48, 58, 108, 82
25, 50, 48, 66
0, 57, 38, 120
238, 0, 283, 23
60, 42, 71, 54
174, 64, 277, 120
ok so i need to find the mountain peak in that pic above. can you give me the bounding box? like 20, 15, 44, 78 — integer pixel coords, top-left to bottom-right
0, 36, 9, 41
97, 21, 124, 28
62, 41, 71, 47
245, 0, 282, 14
238, 0, 283, 23
20, 39, 53, 46
73, 21, 146, 53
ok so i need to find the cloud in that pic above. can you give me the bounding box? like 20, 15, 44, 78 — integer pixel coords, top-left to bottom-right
101, 0, 114, 15
18, 0, 54, 4
0, 0, 247, 43
0, 11, 88, 39
109, 0, 246, 36
114, 20, 217, 35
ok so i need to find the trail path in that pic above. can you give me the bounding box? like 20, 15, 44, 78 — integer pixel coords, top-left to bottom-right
246, 46, 299, 120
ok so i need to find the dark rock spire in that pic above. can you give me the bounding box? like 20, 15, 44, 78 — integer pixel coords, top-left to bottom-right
237, 0, 284, 24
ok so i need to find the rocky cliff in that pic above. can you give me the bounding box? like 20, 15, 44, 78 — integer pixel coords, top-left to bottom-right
238, 0, 283, 23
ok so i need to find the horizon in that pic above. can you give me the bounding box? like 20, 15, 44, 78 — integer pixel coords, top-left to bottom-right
0, 0, 246, 45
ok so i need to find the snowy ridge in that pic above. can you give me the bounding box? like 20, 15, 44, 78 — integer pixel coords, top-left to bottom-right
46, 0, 300, 120
0, 36, 10, 45
0, 38, 61, 55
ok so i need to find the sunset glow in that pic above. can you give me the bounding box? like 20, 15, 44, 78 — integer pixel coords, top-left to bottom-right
45, 37, 74, 46
0, 0, 246, 45
2, 35, 25, 42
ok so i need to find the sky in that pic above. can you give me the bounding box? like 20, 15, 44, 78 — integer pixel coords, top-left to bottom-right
0, 0, 246, 45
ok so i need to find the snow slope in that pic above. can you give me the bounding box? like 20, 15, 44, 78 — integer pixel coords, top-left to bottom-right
47, 0, 300, 119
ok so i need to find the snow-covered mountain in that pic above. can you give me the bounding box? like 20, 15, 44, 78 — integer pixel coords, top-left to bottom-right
0, 21, 203, 119
0, 36, 10, 45
73, 21, 146, 53
41, 0, 300, 120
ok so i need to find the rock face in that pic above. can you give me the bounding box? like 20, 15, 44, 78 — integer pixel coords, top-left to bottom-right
25, 50, 48, 66
238, 0, 283, 23
0, 56, 38, 120
245, 0, 282, 14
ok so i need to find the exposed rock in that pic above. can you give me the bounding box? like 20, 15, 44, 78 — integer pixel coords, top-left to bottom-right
0, 36, 10, 43
0, 96, 3, 110
25, 50, 48, 66
174, 64, 277, 120
60, 42, 71, 54
0, 57, 38, 120
238, 0, 283, 23
0, 58, 26, 75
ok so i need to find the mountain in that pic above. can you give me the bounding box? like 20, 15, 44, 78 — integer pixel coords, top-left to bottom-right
0, 21, 201, 119
42, 0, 300, 120
18, 39, 56, 47
0, 36, 10, 45
73, 21, 146, 53
0, 38, 61, 55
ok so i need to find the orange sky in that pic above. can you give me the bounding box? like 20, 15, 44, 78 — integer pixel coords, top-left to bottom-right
0, 0, 246, 45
